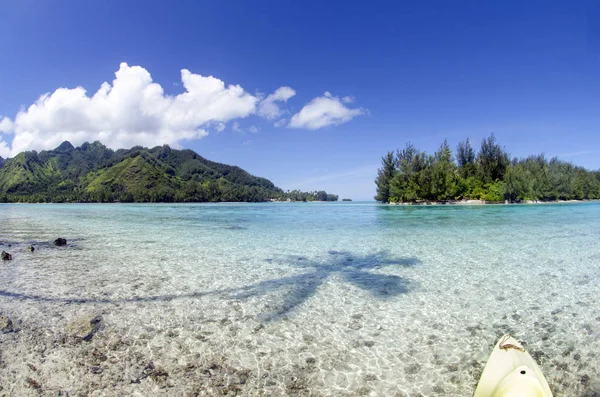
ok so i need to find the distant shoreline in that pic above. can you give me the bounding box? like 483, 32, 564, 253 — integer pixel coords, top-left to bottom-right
2, 199, 597, 205
387, 199, 598, 206
0, 200, 341, 205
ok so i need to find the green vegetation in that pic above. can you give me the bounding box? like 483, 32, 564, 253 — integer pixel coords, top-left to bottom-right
282, 190, 339, 202
375, 134, 600, 203
0, 141, 338, 203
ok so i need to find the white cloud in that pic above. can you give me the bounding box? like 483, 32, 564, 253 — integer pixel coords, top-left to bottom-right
0, 141, 9, 158
0, 63, 265, 157
215, 122, 226, 133
289, 92, 364, 130
258, 86, 296, 120
0, 63, 364, 157
342, 96, 354, 104
231, 122, 260, 134
0, 117, 13, 133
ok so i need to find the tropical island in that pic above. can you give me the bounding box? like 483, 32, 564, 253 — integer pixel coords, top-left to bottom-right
0, 141, 338, 203
375, 133, 600, 204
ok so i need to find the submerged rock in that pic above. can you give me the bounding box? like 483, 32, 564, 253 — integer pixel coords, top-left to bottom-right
1, 251, 12, 260
129, 361, 167, 384
89, 366, 104, 375
54, 238, 67, 246
25, 377, 41, 390
1, 315, 14, 333
66, 315, 102, 341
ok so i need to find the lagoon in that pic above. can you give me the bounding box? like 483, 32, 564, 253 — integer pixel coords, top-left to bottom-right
0, 202, 598, 396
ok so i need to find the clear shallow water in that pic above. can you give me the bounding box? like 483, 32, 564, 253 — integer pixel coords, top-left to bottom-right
0, 202, 599, 396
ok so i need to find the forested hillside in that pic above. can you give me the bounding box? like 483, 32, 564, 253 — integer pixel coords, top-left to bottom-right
375, 134, 600, 203
0, 141, 338, 203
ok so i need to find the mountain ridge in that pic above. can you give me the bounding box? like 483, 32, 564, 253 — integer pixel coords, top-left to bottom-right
0, 141, 338, 203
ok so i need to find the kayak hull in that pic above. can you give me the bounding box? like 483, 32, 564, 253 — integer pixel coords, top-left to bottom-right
473, 335, 553, 397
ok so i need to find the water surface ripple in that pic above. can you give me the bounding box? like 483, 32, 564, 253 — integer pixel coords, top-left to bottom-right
0, 202, 598, 396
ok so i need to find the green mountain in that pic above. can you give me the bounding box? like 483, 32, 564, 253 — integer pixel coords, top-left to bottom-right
0, 141, 338, 203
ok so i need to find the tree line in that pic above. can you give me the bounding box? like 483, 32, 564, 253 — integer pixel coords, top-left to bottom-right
375, 133, 600, 203
0, 183, 339, 204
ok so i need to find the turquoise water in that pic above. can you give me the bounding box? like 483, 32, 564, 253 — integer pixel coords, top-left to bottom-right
0, 202, 599, 396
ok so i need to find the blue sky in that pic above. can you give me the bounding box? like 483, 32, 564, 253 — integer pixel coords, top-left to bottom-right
0, 1, 599, 200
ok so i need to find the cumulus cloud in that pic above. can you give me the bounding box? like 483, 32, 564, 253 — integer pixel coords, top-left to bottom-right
258, 86, 296, 120
0, 63, 364, 157
288, 92, 364, 130
0, 117, 13, 133
0, 141, 9, 158
0, 63, 271, 157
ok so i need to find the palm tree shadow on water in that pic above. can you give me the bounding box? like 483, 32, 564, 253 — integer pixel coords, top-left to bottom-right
0, 251, 420, 322
232, 251, 420, 321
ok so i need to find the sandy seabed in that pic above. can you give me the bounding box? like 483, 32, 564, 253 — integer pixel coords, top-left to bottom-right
1, 203, 599, 396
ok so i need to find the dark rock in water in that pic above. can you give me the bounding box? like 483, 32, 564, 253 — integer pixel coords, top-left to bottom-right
89, 366, 104, 375
1, 315, 14, 333
405, 363, 422, 374
66, 315, 102, 341
130, 361, 156, 384
28, 245, 35, 252
54, 238, 67, 246
1, 251, 12, 260
447, 363, 459, 372
149, 366, 169, 386
530, 349, 547, 365
562, 345, 575, 357
25, 377, 41, 390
